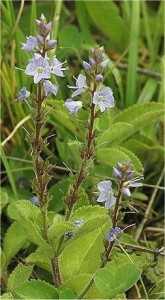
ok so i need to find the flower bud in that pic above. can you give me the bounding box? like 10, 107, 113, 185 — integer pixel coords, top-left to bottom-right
47, 39, 57, 50
89, 58, 96, 66
83, 61, 91, 71
95, 74, 103, 82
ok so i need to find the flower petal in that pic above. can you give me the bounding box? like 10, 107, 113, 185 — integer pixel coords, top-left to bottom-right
97, 180, 112, 193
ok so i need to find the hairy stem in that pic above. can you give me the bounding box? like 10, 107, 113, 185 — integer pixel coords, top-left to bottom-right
56, 104, 96, 256
32, 81, 62, 286
66, 103, 96, 219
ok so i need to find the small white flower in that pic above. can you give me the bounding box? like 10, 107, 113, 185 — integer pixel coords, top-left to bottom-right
51, 56, 67, 77
25, 56, 51, 84
67, 74, 87, 97
64, 98, 82, 115
43, 80, 58, 96
96, 180, 116, 209
92, 87, 115, 112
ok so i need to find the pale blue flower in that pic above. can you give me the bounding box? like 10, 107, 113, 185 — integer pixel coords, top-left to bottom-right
113, 167, 123, 180
30, 196, 40, 206
100, 59, 109, 69
67, 74, 87, 97
121, 177, 144, 197
93, 87, 115, 112
47, 40, 57, 50
105, 227, 123, 242
21, 36, 38, 51
95, 74, 103, 82
51, 56, 67, 77
96, 180, 116, 209
17, 87, 30, 101
83, 61, 91, 71
43, 80, 58, 96
64, 99, 82, 115
25, 56, 51, 84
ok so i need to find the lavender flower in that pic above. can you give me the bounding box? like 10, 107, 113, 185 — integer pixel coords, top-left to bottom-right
67, 74, 87, 97
95, 74, 103, 83
100, 59, 109, 69
96, 180, 116, 209
92, 87, 115, 112
83, 61, 91, 71
113, 167, 123, 180
17, 87, 30, 102
47, 39, 57, 50
64, 99, 82, 115
43, 80, 58, 96
36, 14, 52, 36
51, 56, 67, 77
25, 56, 51, 84
105, 227, 123, 243
121, 177, 144, 197
21, 36, 38, 51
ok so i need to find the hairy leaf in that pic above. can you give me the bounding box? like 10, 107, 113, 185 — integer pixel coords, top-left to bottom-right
16, 280, 58, 299
96, 147, 143, 174
59, 224, 110, 281
3, 222, 27, 266
7, 263, 33, 294
113, 102, 164, 127
96, 122, 134, 147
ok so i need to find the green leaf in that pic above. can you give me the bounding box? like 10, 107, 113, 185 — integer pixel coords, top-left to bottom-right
16, 280, 58, 299
123, 138, 164, 169
96, 147, 143, 174
71, 205, 107, 221
71, 215, 110, 241
59, 226, 109, 281
49, 179, 69, 212
96, 122, 134, 147
13, 201, 49, 250
59, 288, 76, 299
61, 274, 93, 297
94, 263, 141, 298
7, 263, 33, 295
113, 102, 164, 128
25, 247, 51, 273
48, 216, 75, 241
59, 25, 83, 48
3, 221, 28, 266
137, 78, 158, 104
126, 1, 140, 106
7, 200, 41, 224
119, 233, 139, 245
84, 1, 128, 51
0, 192, 9, 214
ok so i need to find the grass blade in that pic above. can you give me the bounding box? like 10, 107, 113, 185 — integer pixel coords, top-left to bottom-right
126, 1, 140, 106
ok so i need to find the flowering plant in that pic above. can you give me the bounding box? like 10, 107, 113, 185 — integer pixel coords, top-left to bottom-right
1, 9, 164, 300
